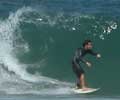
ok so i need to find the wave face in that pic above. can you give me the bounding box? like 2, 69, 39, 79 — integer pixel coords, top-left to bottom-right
0, 0, 120, 96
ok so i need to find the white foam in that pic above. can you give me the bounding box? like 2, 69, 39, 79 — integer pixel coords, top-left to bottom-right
0, 7, 41, 82
0, 6, 74, 95
37, 18, 43, 21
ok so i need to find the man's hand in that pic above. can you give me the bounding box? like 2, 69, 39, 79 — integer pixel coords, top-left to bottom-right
97, 54, 101, 58
86, 62, 92, 67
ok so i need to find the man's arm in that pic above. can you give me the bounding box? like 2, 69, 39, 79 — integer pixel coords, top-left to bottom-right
74, 48, 92, 67
79, 56, 92, 67
76, 48, 87, 64
78, 49, 91, 67
89, 50, 101, 58
79, 56, 87, 64
89, 50, 98, 56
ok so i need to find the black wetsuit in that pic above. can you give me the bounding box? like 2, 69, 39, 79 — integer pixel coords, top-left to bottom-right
72, 48, 97, 78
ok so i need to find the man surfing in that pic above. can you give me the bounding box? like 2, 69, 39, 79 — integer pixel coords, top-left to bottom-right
72, 40, 101, 91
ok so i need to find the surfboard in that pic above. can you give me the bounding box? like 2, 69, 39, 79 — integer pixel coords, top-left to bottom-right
72, 88, 100, 94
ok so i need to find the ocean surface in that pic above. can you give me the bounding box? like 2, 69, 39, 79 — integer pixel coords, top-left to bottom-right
0, 0, 120, 100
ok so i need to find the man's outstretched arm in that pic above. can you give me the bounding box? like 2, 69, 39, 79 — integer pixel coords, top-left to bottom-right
89, 50, 101, 58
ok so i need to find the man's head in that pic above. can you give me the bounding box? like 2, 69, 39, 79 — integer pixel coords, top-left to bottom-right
83, 40, 93, 50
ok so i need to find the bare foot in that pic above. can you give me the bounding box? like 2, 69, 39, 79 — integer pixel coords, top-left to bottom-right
82, 87, 92, 91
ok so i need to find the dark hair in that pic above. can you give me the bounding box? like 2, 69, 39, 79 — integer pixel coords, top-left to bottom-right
82, 40, 92, 47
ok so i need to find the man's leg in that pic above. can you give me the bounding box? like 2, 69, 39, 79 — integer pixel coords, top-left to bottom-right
79, 74, 90, 90
72, 61, 90, 90
80, 74, 86, 89
76, 78, 81, 88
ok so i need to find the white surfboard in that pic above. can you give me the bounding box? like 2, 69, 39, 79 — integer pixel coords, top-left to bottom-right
72, 88, 100, 94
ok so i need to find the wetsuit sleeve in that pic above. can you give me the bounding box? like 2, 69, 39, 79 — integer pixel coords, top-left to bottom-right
79, 56, 87, 64
77, 49, 87, 64
88, 50, 98, 56
73, 48, 87, 64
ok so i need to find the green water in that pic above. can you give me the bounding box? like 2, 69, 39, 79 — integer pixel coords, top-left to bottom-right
0, 0, 120, 98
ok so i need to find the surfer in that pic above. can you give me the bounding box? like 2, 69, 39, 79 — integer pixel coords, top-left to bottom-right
72, 40, 101, 90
